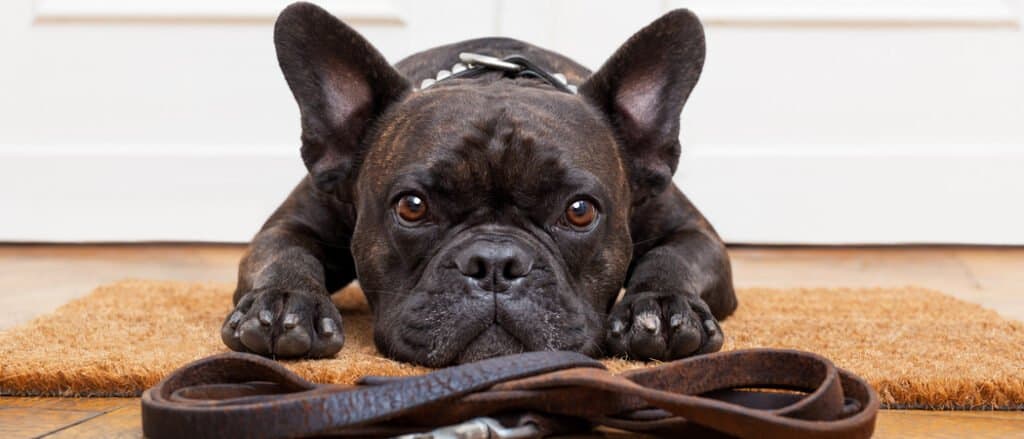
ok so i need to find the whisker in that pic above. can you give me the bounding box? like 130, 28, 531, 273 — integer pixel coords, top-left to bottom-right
342, 286, 417, 301
628, 230, 681, 248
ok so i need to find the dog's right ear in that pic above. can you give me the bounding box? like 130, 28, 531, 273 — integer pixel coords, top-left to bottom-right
275, 2, 409, 200
579, 9, 705, 206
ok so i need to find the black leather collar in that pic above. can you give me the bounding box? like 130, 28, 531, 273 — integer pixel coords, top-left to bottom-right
417, 52, 577, 94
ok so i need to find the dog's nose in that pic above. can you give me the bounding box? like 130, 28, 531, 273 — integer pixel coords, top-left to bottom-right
454, 240, 533, 291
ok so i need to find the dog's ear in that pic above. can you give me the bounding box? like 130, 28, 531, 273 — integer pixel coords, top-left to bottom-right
580, 10, 705, 205
275, 2, 409, 200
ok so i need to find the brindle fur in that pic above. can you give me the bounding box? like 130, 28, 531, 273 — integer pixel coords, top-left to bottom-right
222, 2, 736, 366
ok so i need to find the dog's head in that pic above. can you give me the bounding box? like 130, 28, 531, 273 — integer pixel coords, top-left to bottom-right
275, 2, 705, 366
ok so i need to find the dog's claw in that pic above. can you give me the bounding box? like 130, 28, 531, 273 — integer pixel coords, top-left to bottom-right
320, 318, 337, 337
703, 319, 717, 334
282, 313, 299, 329
670, 314, 685, 329
227, 311, 244, 328
258, 310, 274, 326
637, 313, 660, 333
610, 320, 625, 336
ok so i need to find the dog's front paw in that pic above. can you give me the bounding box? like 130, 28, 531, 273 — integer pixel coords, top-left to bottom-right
605, 291, 723, 361
221, 289, 344, 358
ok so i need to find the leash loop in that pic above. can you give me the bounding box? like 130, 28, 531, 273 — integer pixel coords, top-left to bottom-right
142, 348, 879, 438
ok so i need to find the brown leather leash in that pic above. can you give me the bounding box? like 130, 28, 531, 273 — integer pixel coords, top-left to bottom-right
141, 348, 879, 438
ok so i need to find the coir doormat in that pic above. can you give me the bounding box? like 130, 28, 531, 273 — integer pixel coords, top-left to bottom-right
1, 280, 1022, 409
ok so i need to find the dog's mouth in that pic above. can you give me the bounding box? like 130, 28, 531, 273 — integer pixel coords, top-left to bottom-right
375, 226, 606, 366
455, 324, 525, 364
387, 282, 601, 366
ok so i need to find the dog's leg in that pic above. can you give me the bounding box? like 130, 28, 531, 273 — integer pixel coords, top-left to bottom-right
605, 186, 737, 361
221, 182, 355, 358
575, 8, 728, 360
220, 3, 408, 359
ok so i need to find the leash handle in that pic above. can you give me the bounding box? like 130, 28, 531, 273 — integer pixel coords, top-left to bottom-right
142, 351, 600, 439
142, 349, 879, 439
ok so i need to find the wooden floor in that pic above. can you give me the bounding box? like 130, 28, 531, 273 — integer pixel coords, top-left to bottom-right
1, 244, 1023, 438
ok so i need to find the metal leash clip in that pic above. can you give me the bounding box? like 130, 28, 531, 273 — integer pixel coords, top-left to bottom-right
393, 417, 541, 439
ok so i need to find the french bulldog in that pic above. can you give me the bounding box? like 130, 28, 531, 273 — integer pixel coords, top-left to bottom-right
221, 2, 737, 367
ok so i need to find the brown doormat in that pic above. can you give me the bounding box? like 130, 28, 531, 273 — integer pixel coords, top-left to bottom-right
1, 280, 1022, 409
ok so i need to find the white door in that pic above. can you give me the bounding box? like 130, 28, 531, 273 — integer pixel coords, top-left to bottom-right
2, 0, 1022, 244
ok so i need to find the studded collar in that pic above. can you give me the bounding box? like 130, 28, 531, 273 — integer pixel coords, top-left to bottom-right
416, 52, 578, 94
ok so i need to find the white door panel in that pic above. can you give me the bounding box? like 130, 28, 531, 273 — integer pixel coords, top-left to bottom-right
1, 0, 1022, 243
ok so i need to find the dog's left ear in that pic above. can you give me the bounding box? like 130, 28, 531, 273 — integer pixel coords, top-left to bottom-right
275, 2, 410, 201
580, 10, 705, 205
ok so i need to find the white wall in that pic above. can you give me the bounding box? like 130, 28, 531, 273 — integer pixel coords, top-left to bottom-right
2, 0, 1023, 243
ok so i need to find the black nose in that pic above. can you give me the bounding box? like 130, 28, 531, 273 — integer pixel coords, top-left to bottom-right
454, 240, 533, 291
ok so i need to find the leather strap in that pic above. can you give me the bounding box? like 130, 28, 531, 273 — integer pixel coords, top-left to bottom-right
141, 348, 879, 438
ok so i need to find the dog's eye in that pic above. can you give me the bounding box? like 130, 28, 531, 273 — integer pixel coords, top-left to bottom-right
564, 199, 597, 229
395, 194, 428, 223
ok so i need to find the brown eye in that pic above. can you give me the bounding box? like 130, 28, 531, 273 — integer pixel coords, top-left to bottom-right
396, 194, 428, 223
565, 199, 597, 228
